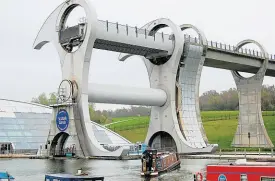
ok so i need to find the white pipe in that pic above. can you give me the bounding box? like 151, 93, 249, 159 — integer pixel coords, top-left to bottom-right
88, 83, 167, 106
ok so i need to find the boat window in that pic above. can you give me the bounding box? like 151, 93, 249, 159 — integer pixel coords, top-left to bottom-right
156, 159, 162, 170
240, 174, 247, 181
261, 177, 275, 181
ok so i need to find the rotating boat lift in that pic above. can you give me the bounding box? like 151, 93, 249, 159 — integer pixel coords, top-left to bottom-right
33, 0, 273, 157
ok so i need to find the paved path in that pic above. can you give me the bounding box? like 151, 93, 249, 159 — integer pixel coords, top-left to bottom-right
104, 119, 134, 127
0, 154, 36, 158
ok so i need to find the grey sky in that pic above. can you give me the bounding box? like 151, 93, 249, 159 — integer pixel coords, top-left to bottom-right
0, 0, 275, 110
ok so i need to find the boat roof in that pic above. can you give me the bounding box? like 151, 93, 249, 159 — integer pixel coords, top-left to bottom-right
45, 174, 104, 179
157, 152, 175, 156
207, 159, 275, 167
0, 172, 14, 179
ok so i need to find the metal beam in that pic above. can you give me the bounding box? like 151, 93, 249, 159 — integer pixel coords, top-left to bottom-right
88, 83, 167, 106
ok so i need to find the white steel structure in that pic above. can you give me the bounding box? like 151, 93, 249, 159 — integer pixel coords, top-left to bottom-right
33, 0, 274, 157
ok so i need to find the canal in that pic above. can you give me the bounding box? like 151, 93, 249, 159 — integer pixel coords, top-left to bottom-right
0, 158, 227, 181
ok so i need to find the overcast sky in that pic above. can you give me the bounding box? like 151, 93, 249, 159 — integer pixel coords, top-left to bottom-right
0, 0, 275, 110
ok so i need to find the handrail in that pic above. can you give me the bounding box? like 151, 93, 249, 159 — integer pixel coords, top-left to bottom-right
98, 19, 275, 61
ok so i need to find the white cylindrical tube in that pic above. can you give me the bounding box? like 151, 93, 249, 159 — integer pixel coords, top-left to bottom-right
88, 83, 167, 107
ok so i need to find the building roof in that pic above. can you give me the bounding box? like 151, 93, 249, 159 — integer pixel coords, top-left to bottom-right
0, 98, 131, 151
0, 99, 52, 150
0, 98, 52, 115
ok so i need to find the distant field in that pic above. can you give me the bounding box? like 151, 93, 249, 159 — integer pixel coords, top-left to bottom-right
106, 111, 275, 148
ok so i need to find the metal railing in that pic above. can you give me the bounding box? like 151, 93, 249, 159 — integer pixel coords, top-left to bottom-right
184, 34, 275, 60
0, 149, 38, 155
217, 147, 275, 158
98, 19, 275, 61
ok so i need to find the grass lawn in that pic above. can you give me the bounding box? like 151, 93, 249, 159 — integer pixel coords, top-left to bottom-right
117, 127, 148, 142
203, 119, 237, 148
107, 111, 275, 148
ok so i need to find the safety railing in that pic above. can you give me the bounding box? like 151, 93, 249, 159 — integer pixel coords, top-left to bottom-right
0, 149, 38, 155
98, 19, 275, 61
217, 147, 275, 158
98, 20, 171, 43
184, 34, 275, 60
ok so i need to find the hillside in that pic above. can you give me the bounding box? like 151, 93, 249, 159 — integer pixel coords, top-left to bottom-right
105, 111, 275, 149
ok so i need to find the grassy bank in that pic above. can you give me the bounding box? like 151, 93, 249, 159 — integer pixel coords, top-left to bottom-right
106, 111, 275, 149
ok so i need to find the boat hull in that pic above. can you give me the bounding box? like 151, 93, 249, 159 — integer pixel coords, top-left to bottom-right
141, 160, 181, 177
158, 160, 181, 175
207, 165, 275, 181
140, 171, 158, 177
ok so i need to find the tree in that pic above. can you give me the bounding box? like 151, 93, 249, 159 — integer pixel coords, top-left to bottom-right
32, 84, 275, 122
49, 92, 58, 105
32, 92, 50, 105
88, 103, 110, 124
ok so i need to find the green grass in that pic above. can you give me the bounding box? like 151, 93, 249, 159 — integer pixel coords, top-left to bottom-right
117, 127, 148, 142
203, 119, 237, 148
111, 116, 146, 123
108, 116, 149, 130
106, 111, 275, 148
201, 111, 239, 121
264, 116, 275, 145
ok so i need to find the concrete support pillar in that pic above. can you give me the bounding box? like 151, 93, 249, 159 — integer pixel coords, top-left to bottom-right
231, 40, 273, 148
45, 105, 84, 158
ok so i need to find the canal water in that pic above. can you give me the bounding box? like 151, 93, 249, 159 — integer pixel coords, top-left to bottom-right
0, 158, 228, 181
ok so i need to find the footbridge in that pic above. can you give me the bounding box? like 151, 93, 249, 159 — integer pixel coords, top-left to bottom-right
93, 20, 275, 76
33, 0, 274, 157
56, 20, 275, 75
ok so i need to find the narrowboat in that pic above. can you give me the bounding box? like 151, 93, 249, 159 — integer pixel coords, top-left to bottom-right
140, 149, 181, 177
0, 172, 15, 180
201, 159, 275, 181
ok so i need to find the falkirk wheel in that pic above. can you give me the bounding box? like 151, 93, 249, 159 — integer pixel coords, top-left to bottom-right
33, 0, 273, 157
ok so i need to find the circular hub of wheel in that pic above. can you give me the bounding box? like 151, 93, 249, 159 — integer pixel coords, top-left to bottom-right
59, 4, 87, 53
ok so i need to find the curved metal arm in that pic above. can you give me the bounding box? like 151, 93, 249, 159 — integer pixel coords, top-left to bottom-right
232, 39, 268, 79
179, 24, 208, 55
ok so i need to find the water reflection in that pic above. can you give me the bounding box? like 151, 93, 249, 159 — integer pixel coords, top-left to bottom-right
45, 159, 91, 174
0, 158, 225, 181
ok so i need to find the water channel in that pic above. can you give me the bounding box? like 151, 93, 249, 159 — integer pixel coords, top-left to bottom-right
0, 158, 230, 181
